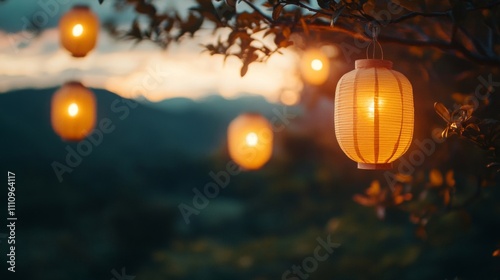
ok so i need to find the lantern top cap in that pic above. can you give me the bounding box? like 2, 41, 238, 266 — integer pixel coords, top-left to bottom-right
64, 81, 84, 87
72, 4, 90, 10
355, 59, 393, 69
240, 112, 265, 118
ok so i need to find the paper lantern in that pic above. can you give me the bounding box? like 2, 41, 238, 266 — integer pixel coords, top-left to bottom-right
334, 59, 414, 169
228, 113, 273, 170
59, 5, 99, 57
300, 48, 330, 85
51, 81, 96, 141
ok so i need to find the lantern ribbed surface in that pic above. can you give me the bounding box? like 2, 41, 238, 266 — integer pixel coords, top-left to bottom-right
51, 81, 96, 141
59, 5, 99, 57
228, 113, 273, 170
334, 59, 414, 169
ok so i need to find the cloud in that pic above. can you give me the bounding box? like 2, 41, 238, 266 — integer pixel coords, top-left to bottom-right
0, 25, 303, 102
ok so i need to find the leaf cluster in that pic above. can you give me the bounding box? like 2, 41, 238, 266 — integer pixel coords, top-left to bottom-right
99, 0, 500, 75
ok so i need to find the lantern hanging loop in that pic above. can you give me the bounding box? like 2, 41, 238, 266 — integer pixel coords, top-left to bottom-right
365, 22, 383, 60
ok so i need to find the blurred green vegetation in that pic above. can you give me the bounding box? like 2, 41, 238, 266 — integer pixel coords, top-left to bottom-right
0, 82, 499, 279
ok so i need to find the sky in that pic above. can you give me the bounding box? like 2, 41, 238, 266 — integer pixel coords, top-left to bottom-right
0, 0, 303, 102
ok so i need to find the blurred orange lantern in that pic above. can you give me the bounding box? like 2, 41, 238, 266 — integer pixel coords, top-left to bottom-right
59, 5, 99, 57
334, 59, 414, 169
300, 48, 330, 85
227, 113, 273, 170
51, 81, 96, 141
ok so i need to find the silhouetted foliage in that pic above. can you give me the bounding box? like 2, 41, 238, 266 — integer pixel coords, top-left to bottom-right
100, 0, 500, 75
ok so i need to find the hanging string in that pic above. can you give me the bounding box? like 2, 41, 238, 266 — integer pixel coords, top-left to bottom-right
365, 22, 384, 60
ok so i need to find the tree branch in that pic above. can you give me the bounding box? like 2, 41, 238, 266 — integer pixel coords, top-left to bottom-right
106, 0, 500, 69
298, 22, 500, 66
241, 0, 272, 23
389, 0, 500, 24
390, 10, 449, 24
378, 34, 500, 66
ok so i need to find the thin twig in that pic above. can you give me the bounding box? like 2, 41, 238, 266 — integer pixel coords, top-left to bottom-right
241, 0, 273, 23
390, 10, 449, 24
388, 0, 500, 24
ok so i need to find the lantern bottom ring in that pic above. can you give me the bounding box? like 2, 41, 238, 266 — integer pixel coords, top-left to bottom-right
357, 162, 393, 170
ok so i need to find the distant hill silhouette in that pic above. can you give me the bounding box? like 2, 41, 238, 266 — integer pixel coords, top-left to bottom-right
0, 87, 281, 184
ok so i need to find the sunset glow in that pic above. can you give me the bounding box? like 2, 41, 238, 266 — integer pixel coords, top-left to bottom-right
0, 29, 300, 103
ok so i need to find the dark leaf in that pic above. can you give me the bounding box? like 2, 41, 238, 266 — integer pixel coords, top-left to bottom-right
135, 2, 156, 16
434, 102, 451, 122
353, 194, 376, 206
282, 26, 291, 38
331, 5, 345, 27
445, 170, 456, 187
263, 2, 274, 8
443, 189, 451, 205
465, 123, 480, 132
125, 18, 143, 41
486, 162, 500, 169
240, 63, 249, 77
300, 18, 309, 37
228, 31, 250, 44
366, 180, 381, 196
429, 169, 443, 187
441, 127, 451, 139
240, 47, 259, 77
272, 4, 284, 21
317, 0, 331, 10
264, 27, 276, 37
177, 12, 204, 38
274, 33, 285, 46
